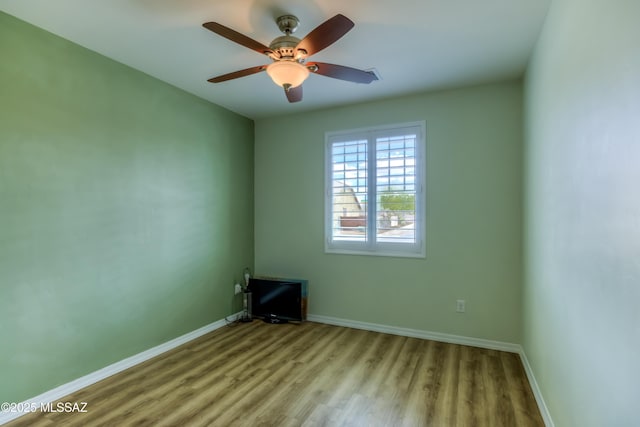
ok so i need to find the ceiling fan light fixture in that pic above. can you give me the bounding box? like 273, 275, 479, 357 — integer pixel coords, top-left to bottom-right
266, 61, 309, 89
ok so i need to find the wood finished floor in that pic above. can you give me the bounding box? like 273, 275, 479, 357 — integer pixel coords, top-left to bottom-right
6, 321, 544, 427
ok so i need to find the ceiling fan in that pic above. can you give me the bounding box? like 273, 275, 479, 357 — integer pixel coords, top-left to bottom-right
202, 14, 378, 103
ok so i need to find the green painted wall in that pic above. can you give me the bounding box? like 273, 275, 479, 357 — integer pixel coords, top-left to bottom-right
255, 81, 523, 343
0, 12, 254, 403
523, 0, 640, 425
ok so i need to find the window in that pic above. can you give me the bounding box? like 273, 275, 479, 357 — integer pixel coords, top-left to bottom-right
325, 121, 425, 257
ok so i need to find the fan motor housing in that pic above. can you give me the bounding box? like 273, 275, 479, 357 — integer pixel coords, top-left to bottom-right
267, 15, 307, 61
269, 35, 302, 59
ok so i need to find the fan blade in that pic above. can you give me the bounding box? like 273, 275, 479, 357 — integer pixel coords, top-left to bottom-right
308, 62, 378, 84
285, 85, 303, 103
208, 65, 267, 83
295, 14, 354, 57
203, 22, 272, 56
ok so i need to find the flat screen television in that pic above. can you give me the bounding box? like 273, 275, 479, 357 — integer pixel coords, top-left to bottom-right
248, 278, 306, 323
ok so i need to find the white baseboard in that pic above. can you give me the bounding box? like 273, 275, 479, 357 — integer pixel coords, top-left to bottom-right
518, 350, 555, 427
307, 314, 522, 353
307, 313, 554, 427
0, 313, 241, 426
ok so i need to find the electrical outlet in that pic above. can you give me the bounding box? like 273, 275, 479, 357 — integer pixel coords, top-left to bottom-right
456, 299, 466, 313
234, 283, 242, 295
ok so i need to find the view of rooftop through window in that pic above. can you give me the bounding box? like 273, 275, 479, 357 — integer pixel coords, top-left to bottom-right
330, 134, 417, 244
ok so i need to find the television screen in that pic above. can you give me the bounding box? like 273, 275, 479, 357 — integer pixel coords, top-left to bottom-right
248, 278, 303, 322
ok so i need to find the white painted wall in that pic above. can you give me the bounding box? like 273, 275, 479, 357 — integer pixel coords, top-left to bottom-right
523, 0, 640, 425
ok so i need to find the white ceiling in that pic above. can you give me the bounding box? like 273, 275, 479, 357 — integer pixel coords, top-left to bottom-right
0, 0, 550, 119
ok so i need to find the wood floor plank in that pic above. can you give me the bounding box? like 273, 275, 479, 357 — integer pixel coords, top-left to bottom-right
500, 351, 545, 427
5, 321, 545, 427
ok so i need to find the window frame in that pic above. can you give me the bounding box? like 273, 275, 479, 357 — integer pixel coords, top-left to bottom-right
324, 121, 426, 258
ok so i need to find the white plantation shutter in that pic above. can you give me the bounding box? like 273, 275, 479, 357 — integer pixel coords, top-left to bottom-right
325, 122, 425, 258
329, 139, 368, 243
